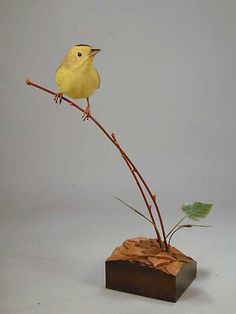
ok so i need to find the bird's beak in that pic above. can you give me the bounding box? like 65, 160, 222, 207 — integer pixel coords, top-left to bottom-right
89, 48, 101, 57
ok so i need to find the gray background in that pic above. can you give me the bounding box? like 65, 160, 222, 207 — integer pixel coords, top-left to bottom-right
1, 0, 236, 313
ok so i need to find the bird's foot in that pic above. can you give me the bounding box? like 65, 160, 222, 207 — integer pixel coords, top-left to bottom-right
82, 105, 91, 121
54, 93, 63, 104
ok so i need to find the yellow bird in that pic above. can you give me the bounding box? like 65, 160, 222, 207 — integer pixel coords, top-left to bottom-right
54, 44, 101, 120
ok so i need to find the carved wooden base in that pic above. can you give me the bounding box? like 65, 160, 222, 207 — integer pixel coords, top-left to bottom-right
106, 259, 197, 302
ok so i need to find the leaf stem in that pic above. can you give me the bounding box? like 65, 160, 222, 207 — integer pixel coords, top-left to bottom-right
166, 215, 187, 238
168, 224, 212, 246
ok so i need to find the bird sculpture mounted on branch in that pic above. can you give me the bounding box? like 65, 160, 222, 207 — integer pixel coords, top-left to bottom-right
54, 44, 100, 120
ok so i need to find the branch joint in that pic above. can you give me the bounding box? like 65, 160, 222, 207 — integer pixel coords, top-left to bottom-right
26, 78, 32, 85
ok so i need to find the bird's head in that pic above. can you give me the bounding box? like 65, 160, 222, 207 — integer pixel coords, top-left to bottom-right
63, 44, 101, 71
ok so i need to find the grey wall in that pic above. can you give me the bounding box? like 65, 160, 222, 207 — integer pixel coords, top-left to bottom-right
1, 0, 235, 215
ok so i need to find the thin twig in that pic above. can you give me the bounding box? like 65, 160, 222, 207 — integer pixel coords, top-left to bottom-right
115, 197, 154, 225
26, 79, 167, 250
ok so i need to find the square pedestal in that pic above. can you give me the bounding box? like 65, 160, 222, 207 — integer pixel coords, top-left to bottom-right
106, 259, 197, 302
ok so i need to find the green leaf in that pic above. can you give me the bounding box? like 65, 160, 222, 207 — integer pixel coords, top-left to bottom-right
181, 202, 213, 221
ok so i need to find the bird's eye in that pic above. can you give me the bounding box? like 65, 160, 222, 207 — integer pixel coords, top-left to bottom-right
77, 52, 82, 57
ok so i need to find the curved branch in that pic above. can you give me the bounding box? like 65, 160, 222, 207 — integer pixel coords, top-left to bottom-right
26, 79, 168, 251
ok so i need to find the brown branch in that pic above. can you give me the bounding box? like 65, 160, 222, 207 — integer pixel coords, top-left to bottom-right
121, 152, 162, 247
26, 79, 168, 251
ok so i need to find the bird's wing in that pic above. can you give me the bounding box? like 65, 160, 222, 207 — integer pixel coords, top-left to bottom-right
96, 69, 100, 88
55, 64, 66, 88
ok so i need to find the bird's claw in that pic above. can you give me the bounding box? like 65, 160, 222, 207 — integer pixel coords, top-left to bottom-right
54, 93, 63, 104
82, 106, 91, 121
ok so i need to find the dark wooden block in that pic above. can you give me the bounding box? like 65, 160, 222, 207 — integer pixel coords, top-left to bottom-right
106, 259, 197, 302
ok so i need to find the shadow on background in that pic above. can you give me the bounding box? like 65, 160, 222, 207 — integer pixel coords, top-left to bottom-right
181, 267, 213, 303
